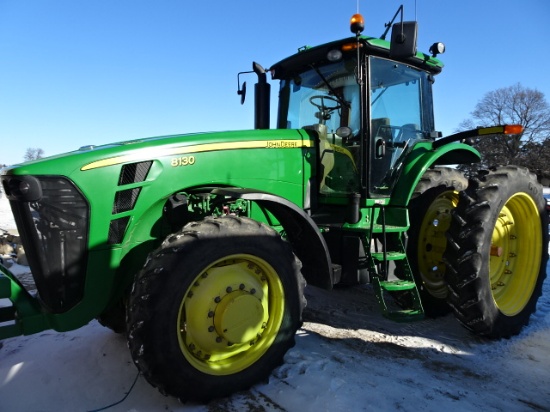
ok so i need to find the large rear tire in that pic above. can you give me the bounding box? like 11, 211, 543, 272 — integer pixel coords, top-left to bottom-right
444, 166, 548, 338
127, 215, 305, 402
406, 167, 467, 316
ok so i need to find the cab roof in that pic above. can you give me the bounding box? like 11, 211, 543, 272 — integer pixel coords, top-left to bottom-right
270, 35, 444, 80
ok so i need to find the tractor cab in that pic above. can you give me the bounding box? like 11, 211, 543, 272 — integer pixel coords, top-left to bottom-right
244, 8, 444, 203
272, 51, 436, 199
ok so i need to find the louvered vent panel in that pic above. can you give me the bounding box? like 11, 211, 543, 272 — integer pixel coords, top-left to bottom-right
113, 188, 141, 214
118, 161, 152, 185
108, 216, 130, 244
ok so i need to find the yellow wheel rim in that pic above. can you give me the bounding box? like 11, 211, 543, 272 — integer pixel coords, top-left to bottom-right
417, 190, 459, 299
490, 193, 542, 316
176, 254, 285, 375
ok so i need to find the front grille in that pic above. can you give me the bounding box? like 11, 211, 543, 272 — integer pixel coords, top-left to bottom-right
8, 176, 89, 313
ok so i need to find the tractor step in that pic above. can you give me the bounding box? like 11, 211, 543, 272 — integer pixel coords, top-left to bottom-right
383, 309, 424, 322
0, 306, 16, 323
0, 272, 11, 299
371, 251, 407, 262
367, 204, 423, 322
378, 279, 417, 291
371, 224, 408, 233
371, 277, 424, 322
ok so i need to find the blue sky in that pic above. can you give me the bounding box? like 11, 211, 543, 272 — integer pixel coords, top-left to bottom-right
0, 0, 548, 165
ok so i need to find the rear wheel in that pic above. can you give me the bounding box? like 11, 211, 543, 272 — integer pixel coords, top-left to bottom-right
406, 167, 467, 316
127, 215, 305, 402
444, 166, 548, 338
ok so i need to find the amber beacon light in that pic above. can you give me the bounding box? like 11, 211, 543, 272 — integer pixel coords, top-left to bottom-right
350, 13, 365, 35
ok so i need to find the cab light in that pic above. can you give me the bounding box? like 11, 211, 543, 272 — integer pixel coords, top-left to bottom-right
327, 49, 343, 62
350, 13, 364, 35
478, 125, 524, 136
341, 42, 362, 52
429, 42, 446, 57
504, 124, 524, 135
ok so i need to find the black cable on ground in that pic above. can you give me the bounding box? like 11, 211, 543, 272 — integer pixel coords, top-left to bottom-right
87, 371, 140, 412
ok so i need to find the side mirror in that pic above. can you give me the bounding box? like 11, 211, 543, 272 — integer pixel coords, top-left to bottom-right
238, 81, 247, 105
390, 21, 417, 59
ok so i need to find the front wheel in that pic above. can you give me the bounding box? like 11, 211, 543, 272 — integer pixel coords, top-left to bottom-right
127, 215, 305, 402
444, 166, 548, 338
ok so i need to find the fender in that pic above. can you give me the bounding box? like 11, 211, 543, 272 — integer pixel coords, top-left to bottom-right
390, 142, 481, 206
392, 125, 522, 205
211, 187, 334, 289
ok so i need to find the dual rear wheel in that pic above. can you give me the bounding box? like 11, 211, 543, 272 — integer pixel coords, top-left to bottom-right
409, 166, 548, 337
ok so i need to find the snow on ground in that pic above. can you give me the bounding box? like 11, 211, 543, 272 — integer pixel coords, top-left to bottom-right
0, 193, 549, 411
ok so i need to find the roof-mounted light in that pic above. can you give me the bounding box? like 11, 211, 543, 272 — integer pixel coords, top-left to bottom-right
350, 13, 364, 35
429, 42, 445, 57
342, 42, 362, 52
327, 49, 343, 62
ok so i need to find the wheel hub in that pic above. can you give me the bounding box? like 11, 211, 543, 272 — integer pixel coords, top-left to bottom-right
214, 291, 264, 344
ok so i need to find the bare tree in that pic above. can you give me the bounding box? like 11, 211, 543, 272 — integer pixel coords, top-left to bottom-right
457, 83, 550, 178
24, 147, 45, 162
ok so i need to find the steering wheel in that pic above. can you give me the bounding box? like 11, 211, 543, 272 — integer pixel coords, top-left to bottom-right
309, 95, 342, 123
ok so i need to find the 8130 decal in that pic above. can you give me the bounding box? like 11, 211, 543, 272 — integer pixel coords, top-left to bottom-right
171, 156, 196, 167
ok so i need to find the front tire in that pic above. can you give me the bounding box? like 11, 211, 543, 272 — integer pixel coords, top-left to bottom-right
127, 215, 305, 402
444, 166, 548, 338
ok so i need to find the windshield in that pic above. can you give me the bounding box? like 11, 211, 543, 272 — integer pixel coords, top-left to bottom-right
277, 59, 360, 135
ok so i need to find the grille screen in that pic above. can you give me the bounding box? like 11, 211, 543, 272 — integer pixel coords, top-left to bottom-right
7, 176, 89, 313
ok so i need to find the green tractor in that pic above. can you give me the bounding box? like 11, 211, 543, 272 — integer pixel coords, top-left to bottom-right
1, 7, 547, 402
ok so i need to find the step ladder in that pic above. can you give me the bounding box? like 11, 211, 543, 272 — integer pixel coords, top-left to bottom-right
368, 205, 424, 322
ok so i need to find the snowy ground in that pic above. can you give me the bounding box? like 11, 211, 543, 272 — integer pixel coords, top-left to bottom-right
0, 193, 549, 412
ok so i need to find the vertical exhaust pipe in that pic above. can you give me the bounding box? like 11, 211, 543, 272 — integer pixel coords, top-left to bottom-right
253, 62, 270, 129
